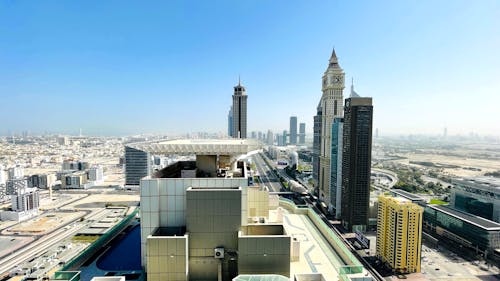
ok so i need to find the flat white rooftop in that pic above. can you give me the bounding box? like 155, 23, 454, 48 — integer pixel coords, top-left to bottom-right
127, 138, 262, 155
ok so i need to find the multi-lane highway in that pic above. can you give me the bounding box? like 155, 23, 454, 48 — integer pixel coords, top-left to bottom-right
0, 208, 108, 276
251, 153, 282, 192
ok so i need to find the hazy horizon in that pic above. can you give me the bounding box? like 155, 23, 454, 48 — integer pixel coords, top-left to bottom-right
1, 1, 499, 137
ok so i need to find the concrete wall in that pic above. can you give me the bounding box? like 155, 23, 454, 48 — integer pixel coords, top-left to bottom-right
140, 177, 248, 267
247, 187, 270, 218
186, 188, 242, 281
195, 155, 217, 177
238, 234, 291, 277
146, 235, 188, 281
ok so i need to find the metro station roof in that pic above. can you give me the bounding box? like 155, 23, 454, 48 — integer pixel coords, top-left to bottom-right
127, 138, 262, 155
430, 205, 500, 230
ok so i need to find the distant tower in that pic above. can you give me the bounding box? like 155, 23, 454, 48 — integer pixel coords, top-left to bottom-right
299, 123, 306, 144
377, 195, 423, 273
289, 116, 298, 144
228, 106, 233, 137
282, 130, 288, 145
375, 128, 379, 138
443, 127, 447, 139
231, 79, 248, 139
318, 48, 345, 208
267, 130, 274, 145
341, 83, 373, 232
312, 102, 322, 191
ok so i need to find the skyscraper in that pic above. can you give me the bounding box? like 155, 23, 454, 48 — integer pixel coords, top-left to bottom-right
289, 116, 297, 144
318, 48, 345, 208
267, 130, 274, 145
330, 117, 343, 218
282, 130, 288, 145
299, 123, 306, 144
232, 80, 248, 139
376, 195, 423, 274
125, 146, 151, 187
228, 106, 233, 137
341, 84, 373, 232
312, 102, 322, 192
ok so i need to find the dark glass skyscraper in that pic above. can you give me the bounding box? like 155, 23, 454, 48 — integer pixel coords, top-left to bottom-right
232, 80, 248, 139
125, 146, 151, 187
340, 88, 373, 232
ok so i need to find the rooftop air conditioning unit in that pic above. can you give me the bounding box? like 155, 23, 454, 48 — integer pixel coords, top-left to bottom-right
214, 247, 224, 259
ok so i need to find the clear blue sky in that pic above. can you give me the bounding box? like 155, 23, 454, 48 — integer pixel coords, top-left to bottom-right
1, 1, 499, 136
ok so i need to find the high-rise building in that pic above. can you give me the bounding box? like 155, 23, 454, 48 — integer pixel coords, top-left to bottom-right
125, 145, 151, 187
330, 117, 343, 218
318, 48, 345, 208
228, 106, 233, 137
282, 130, 288, 145
251, 131, 257, 139
289, 116, 297, 144
277, 135, 284, 146
340, 85, 373, 232
376, 195, 423, 274
232, 80, 248, 139
312, 102, 322, 191
267, 130, 274, 145
299, 123, 306, 144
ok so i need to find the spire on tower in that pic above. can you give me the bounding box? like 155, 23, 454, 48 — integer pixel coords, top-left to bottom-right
330, 47, 338, 62
350, 77, 360, 98
238, 75, 241, 86
328, 47, 341, 69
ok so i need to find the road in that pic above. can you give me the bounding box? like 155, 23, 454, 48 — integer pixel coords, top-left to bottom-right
0, 208, 108, 276
252, 153, 282, 192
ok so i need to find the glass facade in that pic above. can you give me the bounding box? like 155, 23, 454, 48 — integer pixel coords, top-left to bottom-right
423, 205, 500, 251
454, 193, 494, 221
125, 146, 151, 186
312, 104, 322, 190
330, 117, 343, 218
341, 98, 373, 231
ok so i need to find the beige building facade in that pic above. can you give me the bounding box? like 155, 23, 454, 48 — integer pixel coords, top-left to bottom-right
318, 49, 345, 211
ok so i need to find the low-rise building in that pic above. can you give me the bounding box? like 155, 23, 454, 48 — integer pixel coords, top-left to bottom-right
450, 177, 500, 223
423, 204, 500, 256
61, 171, 89, 189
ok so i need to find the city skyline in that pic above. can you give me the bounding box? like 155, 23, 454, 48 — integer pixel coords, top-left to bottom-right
1, 1, 499, 136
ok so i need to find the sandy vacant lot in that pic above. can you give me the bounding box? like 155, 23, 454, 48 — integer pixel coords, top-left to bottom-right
5, 211, 86, 236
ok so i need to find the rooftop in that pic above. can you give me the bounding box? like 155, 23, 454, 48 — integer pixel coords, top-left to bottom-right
390, 189, 426, 202
429, 205, 500, 230
127, 138, 262, 155
453, 176, 500, 190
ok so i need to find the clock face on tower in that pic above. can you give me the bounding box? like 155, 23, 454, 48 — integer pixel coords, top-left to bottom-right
335, 76, 342, 84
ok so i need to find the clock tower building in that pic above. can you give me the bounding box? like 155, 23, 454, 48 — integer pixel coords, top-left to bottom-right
318, 48, 345, 212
